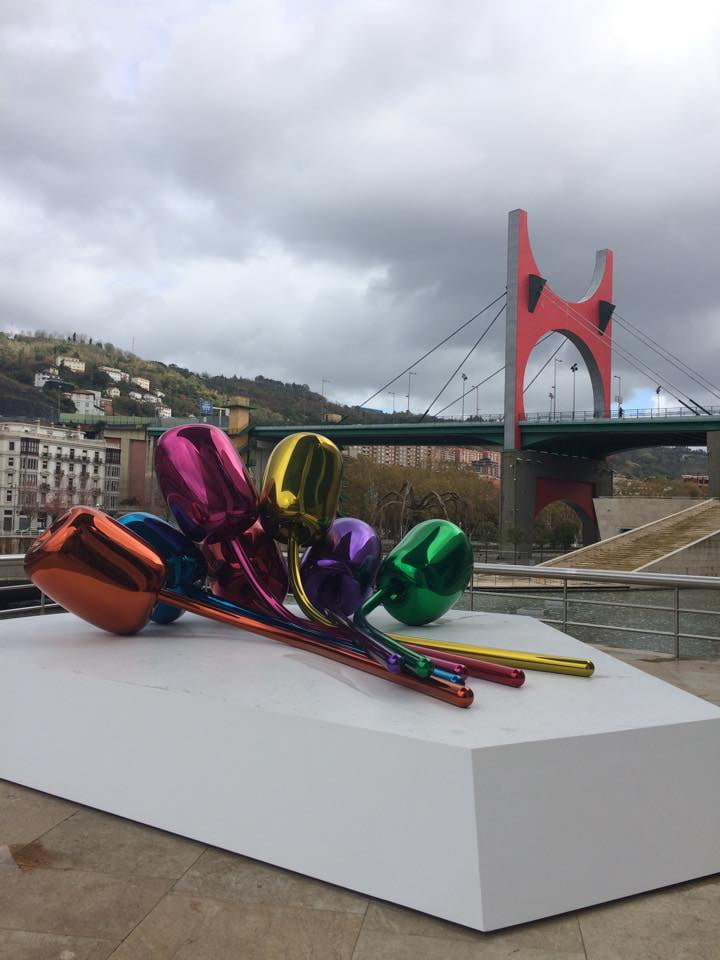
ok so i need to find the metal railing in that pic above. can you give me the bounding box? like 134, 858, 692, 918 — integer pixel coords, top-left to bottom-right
437, 405, 720, 424
521, 405, 720, 422
2, 554, 718, 657
467, 563, 720, 659
0, 581, 60, 618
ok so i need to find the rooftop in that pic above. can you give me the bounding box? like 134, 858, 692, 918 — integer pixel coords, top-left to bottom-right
1, 646, 718, 958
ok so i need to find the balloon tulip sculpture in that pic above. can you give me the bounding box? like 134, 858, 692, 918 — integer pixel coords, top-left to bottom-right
24, 424, 594, 713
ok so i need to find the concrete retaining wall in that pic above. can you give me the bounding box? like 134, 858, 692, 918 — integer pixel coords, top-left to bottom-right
642, 532, 720, 577
594, 497, 703, 540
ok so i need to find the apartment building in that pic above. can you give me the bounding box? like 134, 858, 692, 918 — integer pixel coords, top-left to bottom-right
346, 444, 500, 478
347, 444, 431, 468
0, 421, 121, 534
131, 376, 151, 392
429, 446, 501, 477
56, 356, 86, 373
99, 366, 130, 383
34, 367, 59, 388
69, 389, 103, 415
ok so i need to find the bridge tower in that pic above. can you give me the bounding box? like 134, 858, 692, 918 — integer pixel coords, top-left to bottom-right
501, 209, 614, 547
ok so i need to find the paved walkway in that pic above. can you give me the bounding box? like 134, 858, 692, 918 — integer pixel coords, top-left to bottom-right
2, 649, 719, 960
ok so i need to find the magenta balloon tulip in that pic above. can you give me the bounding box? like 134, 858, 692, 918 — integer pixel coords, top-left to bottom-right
155, 424, 259, 542
203, 519, 289, 609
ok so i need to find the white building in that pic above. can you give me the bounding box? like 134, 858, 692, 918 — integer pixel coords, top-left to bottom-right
105, 386, 120, 398
128, 391, 143, 401
142, 393, 161, 405
131, 376, 151, 392
158, 405, 172, 418
99, 366, 129, 383
34, 367, 59, 388
56, 356, 86, 373
0, 421, 120, 534
69, 389, 103, 416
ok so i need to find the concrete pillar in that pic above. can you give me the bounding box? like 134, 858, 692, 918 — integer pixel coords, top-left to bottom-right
250, 440, 275, 487
228, 396, 252, 458
500, 451, 535, 541
708, 431, 720, 498
500, 449, 612, 548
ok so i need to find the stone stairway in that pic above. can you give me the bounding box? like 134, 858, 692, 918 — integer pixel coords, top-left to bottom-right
540, 499, 720, 572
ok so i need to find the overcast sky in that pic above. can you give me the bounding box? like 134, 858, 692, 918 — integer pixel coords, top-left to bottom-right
2, 0, 720, 418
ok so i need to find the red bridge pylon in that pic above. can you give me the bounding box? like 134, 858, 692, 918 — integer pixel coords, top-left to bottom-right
500, 210, 615, 548
503, 209, 614, 449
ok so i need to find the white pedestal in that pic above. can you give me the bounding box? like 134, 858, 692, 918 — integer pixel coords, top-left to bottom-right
1, 609, 719, 931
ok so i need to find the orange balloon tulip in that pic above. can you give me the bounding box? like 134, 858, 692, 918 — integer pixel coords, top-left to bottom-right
24, 506, 167, 635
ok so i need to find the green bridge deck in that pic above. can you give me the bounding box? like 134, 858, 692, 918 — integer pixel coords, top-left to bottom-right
251, 414, 720, 457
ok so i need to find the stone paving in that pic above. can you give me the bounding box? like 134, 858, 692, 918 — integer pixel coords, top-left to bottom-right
2, 648, 719, 960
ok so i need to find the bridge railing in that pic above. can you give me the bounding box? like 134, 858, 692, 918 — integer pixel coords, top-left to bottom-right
466, 563, 720, 659
519, 405, 720, 422
439, 404, 720, 423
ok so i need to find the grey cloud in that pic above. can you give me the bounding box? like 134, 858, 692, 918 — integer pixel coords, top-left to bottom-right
1, 0, 720, 419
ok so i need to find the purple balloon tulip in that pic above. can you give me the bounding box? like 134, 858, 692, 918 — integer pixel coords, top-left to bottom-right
301, 518, 382, 618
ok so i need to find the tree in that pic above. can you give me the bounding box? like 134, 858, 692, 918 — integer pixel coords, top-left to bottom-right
476, 520, 498, 561
536, 502, 582, 553
551, 520, 578, 551
340, 457, 500, 542
533, 522, 552, 561
503, 526, 528, 563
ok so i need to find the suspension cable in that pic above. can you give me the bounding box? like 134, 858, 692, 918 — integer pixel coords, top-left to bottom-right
433, 332, 559, 417
614, 313, 720, 403
433, 365, 505, 416
356, 291, 506, 409
418, 302, 506, 421
524, 337, 566, 392
542, 289, 711, 414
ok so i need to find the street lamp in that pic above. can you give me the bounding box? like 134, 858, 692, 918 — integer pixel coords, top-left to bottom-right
656, 385, 662, 415
387, 390, 396, 414
552, 359, 563, 419
460, 372, 468, 420
475, 384, 480, 418
321, 379, 332, 423
613, 374, 622, 416
548, 390, 554, 420
570, 363, 579, 419
406, 370, 417, 413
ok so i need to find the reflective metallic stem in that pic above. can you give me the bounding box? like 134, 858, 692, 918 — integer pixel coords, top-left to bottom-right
391, 635, 594, 677
159, 589, 474, 708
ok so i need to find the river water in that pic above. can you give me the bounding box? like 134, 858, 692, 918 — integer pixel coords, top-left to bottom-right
459, 587, 720, 658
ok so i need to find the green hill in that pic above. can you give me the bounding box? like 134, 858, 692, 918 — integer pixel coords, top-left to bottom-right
609, 446, 708, 480
0, 330, 406, 425
0, 332, 711, 488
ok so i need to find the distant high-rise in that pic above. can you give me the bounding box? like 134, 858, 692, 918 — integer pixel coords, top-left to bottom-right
345, 444, 500, 479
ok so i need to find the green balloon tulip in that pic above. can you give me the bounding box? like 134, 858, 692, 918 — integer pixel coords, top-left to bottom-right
374, 519, 473, 626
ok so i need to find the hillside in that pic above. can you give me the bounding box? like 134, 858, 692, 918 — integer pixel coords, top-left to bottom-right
0, 331, 408, 426
0, 333, 713, 491
0, 371, 75, 419
609, 446, 708, 480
